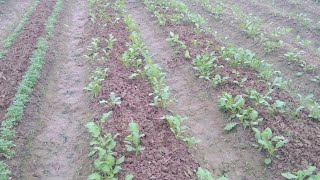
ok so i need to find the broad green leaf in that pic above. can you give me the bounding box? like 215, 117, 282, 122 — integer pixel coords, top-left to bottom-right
85, 122, 101, 138
224, 122, 238, 131
116, 156, 125, 165
281, 173, 298, 179
264, 158, 272, 165
88, 173, 102, 180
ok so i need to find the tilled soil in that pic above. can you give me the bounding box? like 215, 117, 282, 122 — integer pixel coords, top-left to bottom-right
126, 1, 272, 179
0, 0, 33, 40
181, 0, 320, 102
86, 2, 199, 179
10, 0, 91, 179
137, 0, 320, 177
0, 0, 56, 121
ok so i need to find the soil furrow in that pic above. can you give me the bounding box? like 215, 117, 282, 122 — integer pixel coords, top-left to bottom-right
126, 1, 273, 179
0, 0, 56, 122
10, 0, 91, 179
0, 0, 34, 41
181, 0, 320, 101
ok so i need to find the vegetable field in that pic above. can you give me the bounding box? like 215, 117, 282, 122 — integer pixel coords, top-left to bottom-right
0, 0, 319, 179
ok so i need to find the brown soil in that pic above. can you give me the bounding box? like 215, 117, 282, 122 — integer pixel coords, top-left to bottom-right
181, 0, 320, 101
223, 0, 320, 61
85, 1, 199, 179
126, 1, 273, 179
0, 0, 33, 41
10, 0, 91, 179
137, 0, 320, 178
0, 0, 56, 122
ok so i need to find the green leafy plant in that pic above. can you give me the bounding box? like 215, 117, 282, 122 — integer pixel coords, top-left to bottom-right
298, 94, 320, 120
183, 136, 200, 148
218, 92, 245, 114
124, 122, 145, 155
240, 15, 261, 39
196, 167, 227, 180
295, 35, 312, 48
106, 34, 117, 51
281, 166, 320, 180
100, 92, 122, 108
150, 76, 171, 108
246, 89, 271, 106
252, 127, 288, 164
84, 72, 104, 98
210, 74, 228, 87
285, 49, 302, 63
192, 53, 216, 79
267, 100, 287, 115
166, 32, 186, 51
154, 11, 166, 26
86, 121, 124, 180
162, 115, 187, 140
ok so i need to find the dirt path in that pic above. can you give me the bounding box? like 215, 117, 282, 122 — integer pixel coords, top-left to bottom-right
126, 1, 273, 179
0, 0, 33, 41
11, 0, 91, 179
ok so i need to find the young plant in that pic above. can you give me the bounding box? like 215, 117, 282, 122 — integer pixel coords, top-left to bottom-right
84, 76, 103, 98
106, 34, 117, 51
210, 74, 228, 87
267, 100, 287, 115
240, 15, 261, 39
124, 122, 145, 155
162, 115, 187, 140
154, 11, 166, 26
298, 94, 320, 120
192, 53, 216, 79
150, 76, 171, 108
281, 166, 320, 180
86, 120, 124, 180
252, 127, 288, 164
166, 32, 186, 51
285, 49, 302, 63
183, 136, 200, 148
100, 92, 122, 108
218, 92, 245, 114
196, 167, 227, 180
246, 89, 271, 106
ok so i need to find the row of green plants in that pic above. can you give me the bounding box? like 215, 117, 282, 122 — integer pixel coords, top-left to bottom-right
142, 0, 320, 177
144, 0, 320, 122
85, 0, 203, 179
0, 0, 64, 179
0, 0, 41, 59
196, 0, 319, 77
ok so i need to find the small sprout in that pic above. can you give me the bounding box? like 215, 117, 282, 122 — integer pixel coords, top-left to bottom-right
124, 122, 145, 155
162, 115, 188, 140
100, 92, 122, 108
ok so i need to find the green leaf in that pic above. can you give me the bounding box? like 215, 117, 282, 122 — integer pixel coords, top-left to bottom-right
224, 122, 238, 131
281, 172, 298, 179
88, 173, 102, 180
113, 165, 122, 174
125, 174, 134, 180
264, 158, 272, 165
116, 156, 125, 165
100, 111, 113, 123
85, 122, 101, 138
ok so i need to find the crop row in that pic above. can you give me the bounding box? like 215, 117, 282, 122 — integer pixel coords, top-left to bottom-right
83, 0, 230, 179
0, 0, 41, 59
193, 0, 320, 87
0, 0, 64, 179
142, 0, 320, 178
